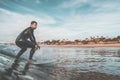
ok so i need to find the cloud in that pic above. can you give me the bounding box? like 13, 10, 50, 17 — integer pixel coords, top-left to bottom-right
53, 8, 120, 39
35, 0, 41, 4
36, 26, 81, 41
0, 0, 120, 42
58, 0, 120, 14
37, 10, 120, 41
54, 0, 120, 38
0, 8, 56, 42
58, 0, 89, 9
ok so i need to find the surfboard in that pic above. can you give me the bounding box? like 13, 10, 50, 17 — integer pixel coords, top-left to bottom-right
32, 60, 57, 66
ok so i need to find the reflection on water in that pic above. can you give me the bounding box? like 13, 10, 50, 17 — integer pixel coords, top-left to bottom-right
33, 46, 120, 75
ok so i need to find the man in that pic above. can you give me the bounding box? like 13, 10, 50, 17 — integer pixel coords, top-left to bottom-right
15, 21, 40, 61
6, 21, 40, 74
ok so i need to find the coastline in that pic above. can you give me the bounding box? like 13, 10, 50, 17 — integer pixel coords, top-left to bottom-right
42, 43, 120, 47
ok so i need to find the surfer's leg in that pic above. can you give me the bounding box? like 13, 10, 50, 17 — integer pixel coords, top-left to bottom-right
15, 41, 28, 60
29, 48, 36, 60
5, 48, 26, 74
23, 41, 36, 60
5, 47, 27, 74
21, 41, 36, 75
15, 47, 27, 60
9, 48, 27, 70
22, 48, 36, 75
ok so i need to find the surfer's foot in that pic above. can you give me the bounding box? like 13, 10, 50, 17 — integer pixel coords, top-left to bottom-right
28, 59, 36, 64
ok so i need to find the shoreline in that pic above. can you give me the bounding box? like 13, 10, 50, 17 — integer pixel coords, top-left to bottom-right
42, 43, 120, 47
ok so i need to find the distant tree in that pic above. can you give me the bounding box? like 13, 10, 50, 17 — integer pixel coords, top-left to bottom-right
112, 38, 118, 41
92, 39, 97, 44
65, 41, 72, 44
43, 35, 120, 45
103, 38, 112, 42
85, 38, 89, 41
51, 40, 59, 44
44, 40, 51, 45
99, 36, 105, 41
117, 36, 120, 39
56, 40, 60, 45
74, 39, 80, 44
82, 40, 88, 44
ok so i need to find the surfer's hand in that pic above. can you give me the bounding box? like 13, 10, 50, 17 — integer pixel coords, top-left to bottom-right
35, 45, 40, 50
37, 45, 40, 49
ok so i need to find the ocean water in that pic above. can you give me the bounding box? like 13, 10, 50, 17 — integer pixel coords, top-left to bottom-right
0, 44, 120, 77
34, 46, 120, 75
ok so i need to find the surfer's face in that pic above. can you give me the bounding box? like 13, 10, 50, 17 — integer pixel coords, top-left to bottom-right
31, 23, 37, 29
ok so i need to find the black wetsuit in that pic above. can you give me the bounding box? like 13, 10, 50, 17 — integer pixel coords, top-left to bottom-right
15, 27, 37, 60
5, 27, 38, 74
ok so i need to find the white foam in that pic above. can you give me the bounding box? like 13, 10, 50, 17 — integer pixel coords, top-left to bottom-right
0, 56, 10, 62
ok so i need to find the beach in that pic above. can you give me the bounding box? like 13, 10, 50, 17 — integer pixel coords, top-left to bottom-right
43, 43, 120, 47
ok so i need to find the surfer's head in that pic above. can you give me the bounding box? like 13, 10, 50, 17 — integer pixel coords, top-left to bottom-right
30, 21, 37, 29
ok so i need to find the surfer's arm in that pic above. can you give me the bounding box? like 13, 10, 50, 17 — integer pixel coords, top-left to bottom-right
29, 30, 37, 45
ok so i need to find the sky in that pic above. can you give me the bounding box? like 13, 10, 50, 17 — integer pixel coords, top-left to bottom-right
0, 0, 120, 42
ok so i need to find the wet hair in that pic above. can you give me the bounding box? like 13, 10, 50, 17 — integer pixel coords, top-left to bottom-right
31, 21, 37, 25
